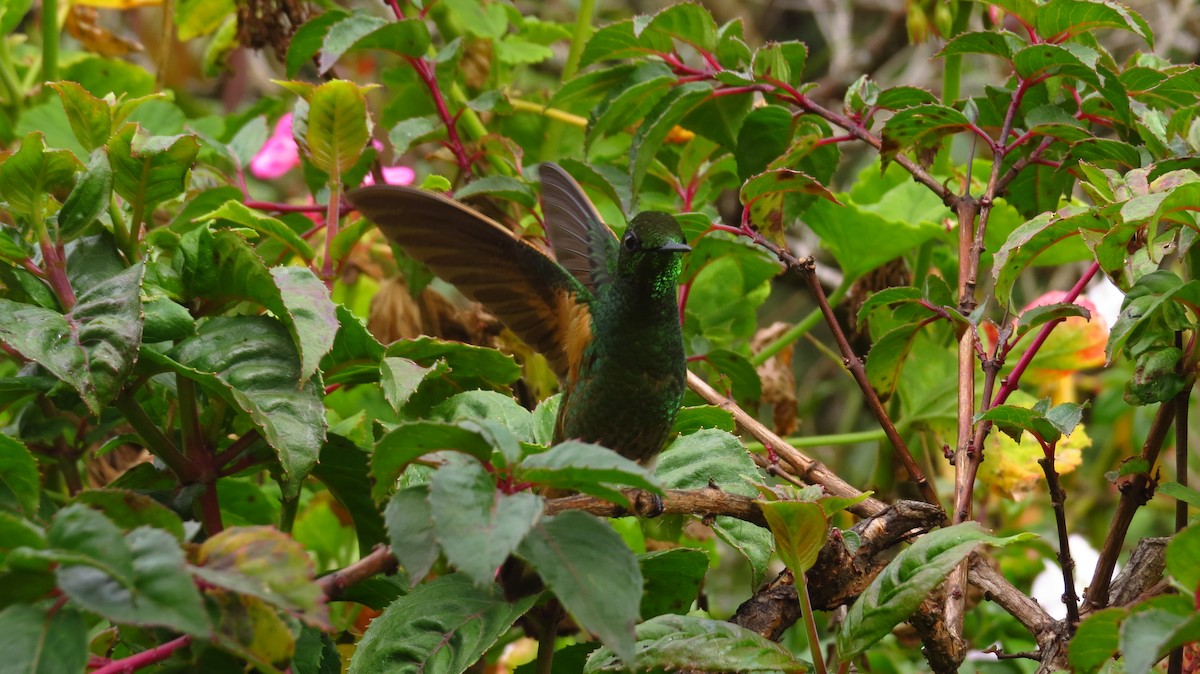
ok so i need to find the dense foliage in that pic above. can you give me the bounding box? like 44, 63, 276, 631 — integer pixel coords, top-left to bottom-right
0, 0, 1197, 673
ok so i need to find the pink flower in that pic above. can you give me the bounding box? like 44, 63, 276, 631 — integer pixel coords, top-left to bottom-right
250, 113, 300, 179
360, 165, 416, 186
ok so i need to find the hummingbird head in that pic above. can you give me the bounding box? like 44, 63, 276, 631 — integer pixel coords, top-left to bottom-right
616, 211, 690, 291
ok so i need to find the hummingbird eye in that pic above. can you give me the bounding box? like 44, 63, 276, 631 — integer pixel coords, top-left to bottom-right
622, 232, 641, 251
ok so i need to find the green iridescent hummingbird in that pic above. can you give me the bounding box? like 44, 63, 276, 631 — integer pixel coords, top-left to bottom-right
350, 163, 690, 462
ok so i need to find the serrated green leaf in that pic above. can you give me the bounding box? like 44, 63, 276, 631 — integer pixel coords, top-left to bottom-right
880, 104, 970, 165
837, 522, 1033, 659
370, 421, 495, 502
588, 69, 675, 145
584, 614, 808, 673
1013, 44, 1102, 87
286, 10, 348, 77
865, 322, 927, 400
1166, 524, 1200, 592
387, 337, 522, 388
385, 486, 439, 587
57, 148, 113, 241
751, 41, 808, 88
1121, 609, 1200, 674
580, 19, 674, 68
388, 116, 440, 156
0, 132, 81, 218
49, 504, 211, 636
319, 16, 430, 73
269, 265, 339, 383
431, 390, 533, 441
519, 511, 641, 665
740, 168, 837, 208
321, 305, 385, 385
552, 64, 638, 109
760, 500, 828, 574
48, 82, 112, 153
0, 435, 39, 517
144, 316, 326, 496
874, 86, 939, 111
454, 175, 536, 208
638, 548, 708, 618
1035, 0, 1153, 47
735, 105, 794, 181
381, 356, 441, 414
992, 209, 1108, 310
1158, 481, 1200, 509
107, 124, 200, 211
193, 525, 330, 629
641, 3, 718, 52
200, 200, 316, 261
431, 459, 541, 586
657, 429, 772, 586
73, 489, 185, 541
1069, 607, 1125, 673
348, 574, 535, 674
142, 295, 194, 342
0, 604, 89, 674
0, 261, 143, 416
300, 80, 373, 177
936, 30, 1025, 60
517, 441, 662, 506
631, 82, 712, 188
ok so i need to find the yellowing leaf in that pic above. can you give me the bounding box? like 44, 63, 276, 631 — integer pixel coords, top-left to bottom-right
979, 391, 1090, 499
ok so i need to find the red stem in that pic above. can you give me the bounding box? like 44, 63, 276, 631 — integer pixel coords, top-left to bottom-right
406, 55, 474, 176
244, 200, 326, 214
90, 635, 191, 674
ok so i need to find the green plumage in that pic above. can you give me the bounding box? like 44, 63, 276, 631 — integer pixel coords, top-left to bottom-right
350, 164, 689, 463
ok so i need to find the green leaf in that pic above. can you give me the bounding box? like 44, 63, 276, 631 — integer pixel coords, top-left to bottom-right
387, 337, 522, 388
1158, 481, 1200, 509
144, 316, 326, 497
671, 404, 736, 435
552, 64, 637, 109
631, 82, 712, 188
0, 435, 39, 517
584, 614, 809, 673
142, 295, 195, 342
1070, 607, 1125, 673
975, 402, 1063, 444
49, 81, 112, 154
73, 488, 185, 541
321, 305, 385, 386
318, 16, 430, 73
936, 30, 1025, 60
496, 36, 554, 65
803, 192, 945, 282
208, 590, 295, 673
517, 441, 663, 506
193, 525, 330, 629
992, 209, 1108, 310
269, 266, 339, 383
347, 574, 535, 674
385, 486, 439, 587
295, 80, 373, 177
454, 175, 537, 208
874, 86, 939, 111
48, 504, 211, 636
313, 435, 388, 557
1166, 524, 1200, 592
657, 429, 772, 586
759, 500, 829, 575
642, 3, 718, 52
580, 19, 673, 68
200, 200, 316, 261
431, 391, 533, 441
107, 124, 199, 212
751, 41, 808, 88
736, 105, 794, 181
638, 548, 708, 618
740, 168, 838, 210
0, 604, 89, 674
587, 66, 675, 145
57, 149, 113, 241
370, 422, 494, 502
880, 104, 970, 166
837, 522, 1033, 659
1013, 44, 1101, 87
519, 511, 642, 665
1035, 0, 1153, 46
176, 0, 235, 40
380, 357, 441, 414
0, 261, 143, 415
430, 459, 541, 586
388, 116, 440, 156
1121, 609, 1200, 674
0, 132, 81, 217
286, 10, 348, 78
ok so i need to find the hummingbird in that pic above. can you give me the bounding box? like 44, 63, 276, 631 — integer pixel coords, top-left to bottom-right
350, 163, 690, 462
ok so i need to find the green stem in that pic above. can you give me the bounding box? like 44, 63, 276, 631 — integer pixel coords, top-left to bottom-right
535, 617, 556, 674
745, 427, 894, 454
41, 0, 58, 83
279, 493, 299, 533
0, 38, 24, 104
321, 180, 341, 285
798, 572, 827, 674
109, 199, 131, 258
114, 394, 193, 480
562, 0, 596, 81
751, 279, 852, 366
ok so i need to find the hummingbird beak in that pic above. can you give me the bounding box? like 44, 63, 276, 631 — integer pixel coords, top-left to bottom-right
654, 241, 692, 253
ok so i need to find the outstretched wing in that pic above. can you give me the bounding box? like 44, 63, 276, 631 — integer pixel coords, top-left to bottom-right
350, 185, 592, 380
538, 163, 619, 294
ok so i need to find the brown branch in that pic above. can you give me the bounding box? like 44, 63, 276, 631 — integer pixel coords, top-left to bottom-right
544, 487, 769, 528
1039, 452, 1080, 627
1109, 537, 1168, 608
1084, 401, 1176, 611
319, 544, 399, 601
